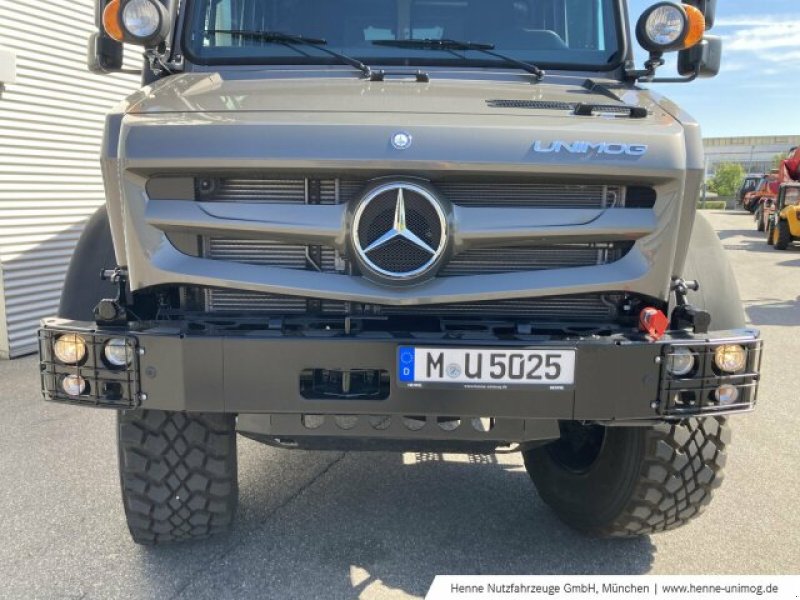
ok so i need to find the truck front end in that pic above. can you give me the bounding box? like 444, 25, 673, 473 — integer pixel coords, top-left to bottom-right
40, 0, 761, 544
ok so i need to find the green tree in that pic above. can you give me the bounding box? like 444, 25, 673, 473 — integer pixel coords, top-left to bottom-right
708, 163, 745, 197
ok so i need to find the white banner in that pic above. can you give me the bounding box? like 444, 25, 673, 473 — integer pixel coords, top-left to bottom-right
426, 576, 798, 600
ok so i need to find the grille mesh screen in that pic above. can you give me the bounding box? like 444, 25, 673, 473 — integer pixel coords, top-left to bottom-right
204, 177, 623, 209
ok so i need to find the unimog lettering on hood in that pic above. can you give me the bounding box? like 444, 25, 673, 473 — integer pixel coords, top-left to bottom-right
532, 140, 649, 157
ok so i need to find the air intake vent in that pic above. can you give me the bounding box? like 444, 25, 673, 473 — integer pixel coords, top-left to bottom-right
487, 99, 648, 118
196, 176, 625, 209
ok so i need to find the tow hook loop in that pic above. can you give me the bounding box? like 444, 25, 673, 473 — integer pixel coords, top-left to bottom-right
639, 307, 668, 342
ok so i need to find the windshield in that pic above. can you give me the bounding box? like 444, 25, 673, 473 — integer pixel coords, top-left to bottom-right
185, 0, 622, 70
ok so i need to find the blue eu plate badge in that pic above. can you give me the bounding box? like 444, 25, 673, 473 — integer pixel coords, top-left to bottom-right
398, 346, 416, 383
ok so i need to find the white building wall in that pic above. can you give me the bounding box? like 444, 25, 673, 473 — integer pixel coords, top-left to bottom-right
0, 0, 139, 358
704, 135, 800, 178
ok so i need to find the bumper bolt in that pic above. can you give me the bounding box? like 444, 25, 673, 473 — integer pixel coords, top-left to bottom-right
137, 348, 145, 356
654, 356, 662, 365
138, 393, 148, 402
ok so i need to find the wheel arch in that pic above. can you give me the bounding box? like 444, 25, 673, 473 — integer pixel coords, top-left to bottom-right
58, 205, 118, 321
676, 214, 746, 330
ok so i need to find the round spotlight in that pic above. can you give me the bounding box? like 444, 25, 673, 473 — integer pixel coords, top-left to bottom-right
714, 344, 747, 373
636, 2, 704, 53
122, 0, 160, 38
53, 334, 87, 365
714, 384, 740, 406
120, 0, 170, 46
62, 375, 87, 397
104, 338, 133, 368
666, 346, 695, 377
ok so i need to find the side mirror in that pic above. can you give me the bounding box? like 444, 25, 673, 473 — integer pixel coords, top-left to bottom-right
678, 35, 723, 78
88, 32, 124, 74
683, 0, 716, 29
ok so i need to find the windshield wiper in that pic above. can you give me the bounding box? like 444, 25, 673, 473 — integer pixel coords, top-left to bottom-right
204, 30, 374, 79
372, 38, 545, 82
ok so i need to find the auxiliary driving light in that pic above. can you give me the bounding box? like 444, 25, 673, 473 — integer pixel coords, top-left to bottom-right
61, 375, 87, 397
122, 0, 162, 39
104, 0, 170, 46
666, 346, 695, 377
104, 338, 133, 368
714, 344, 747, 373
637, 2, 705, 52
53, 333, 87, 365
714, 384, 740, 406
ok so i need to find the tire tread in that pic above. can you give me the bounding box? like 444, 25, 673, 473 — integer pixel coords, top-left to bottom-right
774, 219, 792, 250
596, 418, 728, 537
118, 410, 238, 545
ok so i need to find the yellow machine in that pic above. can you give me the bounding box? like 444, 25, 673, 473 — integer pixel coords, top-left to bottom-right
769, 184, 800, 250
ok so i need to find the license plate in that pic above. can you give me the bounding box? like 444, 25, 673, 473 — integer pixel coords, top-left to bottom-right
397, 347, 576, 390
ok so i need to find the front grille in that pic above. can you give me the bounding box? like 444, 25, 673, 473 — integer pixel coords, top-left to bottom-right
193, 175, 647, 318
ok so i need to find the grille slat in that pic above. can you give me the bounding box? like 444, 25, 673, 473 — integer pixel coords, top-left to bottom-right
204, 290, 615, 321
204, 177, 621, 209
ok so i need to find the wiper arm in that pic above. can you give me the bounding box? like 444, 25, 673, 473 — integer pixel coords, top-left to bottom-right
204, 30, 373, 79
373, 38, 545, 81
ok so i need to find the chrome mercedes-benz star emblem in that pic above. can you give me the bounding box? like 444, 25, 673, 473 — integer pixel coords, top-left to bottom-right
391, 131, 413, 150
352, 182, 447, 281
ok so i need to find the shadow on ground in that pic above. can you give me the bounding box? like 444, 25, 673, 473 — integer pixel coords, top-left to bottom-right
135, 448, 655, 599
746, 297, 800, 327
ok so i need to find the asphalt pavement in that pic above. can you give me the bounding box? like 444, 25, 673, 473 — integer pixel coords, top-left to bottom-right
0, 211, 798, 599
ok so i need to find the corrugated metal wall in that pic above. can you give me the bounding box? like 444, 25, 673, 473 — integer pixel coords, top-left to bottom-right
0, 0, 139, 358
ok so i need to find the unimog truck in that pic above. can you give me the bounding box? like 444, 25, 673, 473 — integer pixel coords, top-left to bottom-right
39, 0, 762, 545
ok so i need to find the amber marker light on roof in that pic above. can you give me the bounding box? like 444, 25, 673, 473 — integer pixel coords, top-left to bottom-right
681, 4, 706, 50
102, 0, 125, 42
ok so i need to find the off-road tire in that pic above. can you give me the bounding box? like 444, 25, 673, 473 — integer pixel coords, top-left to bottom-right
766, 220, 776, 246
756, 209, 765, 232
118, 410, 238, 545
524, 418, 729, 537
774, 219, 792, 250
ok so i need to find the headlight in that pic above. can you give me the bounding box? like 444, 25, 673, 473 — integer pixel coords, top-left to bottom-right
122, 0, 163, 40
103, 0, 171, 46
53, 334, 87, 365
667, 346, 695, 377
714, 384, 740, 406
644, 5, 685, 47
62, 375, 87, 397
636, 2, 705, 53
104, 338, 134, 368
714, 344, 747, 373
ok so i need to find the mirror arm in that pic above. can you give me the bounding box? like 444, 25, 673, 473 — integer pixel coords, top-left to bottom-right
650, 71, 698, 84
625, 51, 665, 82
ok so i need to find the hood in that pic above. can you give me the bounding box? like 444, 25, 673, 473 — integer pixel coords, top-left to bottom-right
124, 72, 670, 120
116, 72, 693, 180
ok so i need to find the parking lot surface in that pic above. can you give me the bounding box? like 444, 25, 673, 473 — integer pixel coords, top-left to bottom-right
0, 211, 798, 599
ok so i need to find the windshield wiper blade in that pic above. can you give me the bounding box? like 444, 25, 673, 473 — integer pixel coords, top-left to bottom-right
372, 38, 545, 81
204, 30, 373, 79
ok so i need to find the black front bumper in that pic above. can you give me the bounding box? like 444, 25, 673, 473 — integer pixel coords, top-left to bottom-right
39, 318, 762, 443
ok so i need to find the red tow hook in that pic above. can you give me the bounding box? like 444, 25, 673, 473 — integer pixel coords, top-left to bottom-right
639, 307, 669, 342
